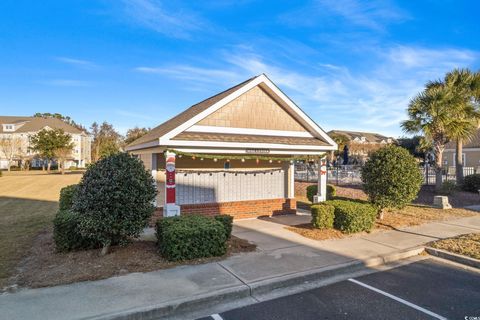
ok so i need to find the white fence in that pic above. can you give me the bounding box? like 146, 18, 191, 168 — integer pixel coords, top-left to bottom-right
174, 169, 286, 205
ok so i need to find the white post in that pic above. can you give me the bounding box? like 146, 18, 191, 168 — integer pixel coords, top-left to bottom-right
164, 151, 181, 217
313, 156, 327, 203
288, 161, 295, 198
151, 153, 158, 207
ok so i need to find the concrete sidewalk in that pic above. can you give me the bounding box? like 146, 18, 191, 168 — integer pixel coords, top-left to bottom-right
2, 214, 479, 320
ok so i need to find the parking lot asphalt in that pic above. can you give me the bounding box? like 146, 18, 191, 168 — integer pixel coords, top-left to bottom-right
198, 258, 480, 320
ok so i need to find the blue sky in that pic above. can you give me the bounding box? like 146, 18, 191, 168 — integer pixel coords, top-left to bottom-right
0, 0, 479, 137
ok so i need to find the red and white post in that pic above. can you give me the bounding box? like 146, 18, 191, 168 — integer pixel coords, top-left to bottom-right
164, 151, 180, 217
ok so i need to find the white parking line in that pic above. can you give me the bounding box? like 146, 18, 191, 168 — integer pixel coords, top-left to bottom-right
211, 314, 224, 320
348, 278, 447, 320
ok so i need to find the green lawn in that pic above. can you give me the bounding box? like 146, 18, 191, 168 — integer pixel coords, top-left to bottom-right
0, 171, 82, 288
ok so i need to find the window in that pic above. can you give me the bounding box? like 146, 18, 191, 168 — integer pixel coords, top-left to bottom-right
224, 161, 231, 170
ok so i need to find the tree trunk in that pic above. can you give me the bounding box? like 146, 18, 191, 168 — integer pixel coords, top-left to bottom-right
377, 208, 384, 220
47, 160, 51, 173
101, 243, 110, 256
434, 145, 444, 191
455, 139, 464, 185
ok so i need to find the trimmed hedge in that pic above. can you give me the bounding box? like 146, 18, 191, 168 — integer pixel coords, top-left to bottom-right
306, 184, 336, 202
463, 174, 480, 192
311, 204, 335, 229
327, 199, 377, 233
59, 184, 78, 211
214, 214, 233, 239
156, 215, 227, 261
53, 210, 99, 252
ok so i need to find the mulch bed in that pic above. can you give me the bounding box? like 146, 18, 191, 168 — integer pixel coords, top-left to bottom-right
429, 233, 480, 260
285, 224, 345, 240
9, 229, 256, 290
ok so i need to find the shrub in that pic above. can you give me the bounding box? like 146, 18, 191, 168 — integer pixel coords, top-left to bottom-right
327, 199, 377, 233
156, 215, 227, 261
53, 210, 100, 252
59, 184, 78, 211
214, 214, 233, 239
361, 145, 422, 215
439, 180, 457, 195
311, 204, 335, 229
306, 184, 336, 202
72, 153, 157, 253
463, 174, 480, 192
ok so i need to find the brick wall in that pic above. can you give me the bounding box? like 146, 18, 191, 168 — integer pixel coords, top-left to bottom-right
151, 198, 296, 224
295, 181, 316, 198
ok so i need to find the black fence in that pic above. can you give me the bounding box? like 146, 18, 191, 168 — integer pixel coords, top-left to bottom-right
295, 162, 478, 186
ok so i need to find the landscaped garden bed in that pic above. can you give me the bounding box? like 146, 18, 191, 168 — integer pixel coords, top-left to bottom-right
428, 233, 480, 260
11, 227, 255, 289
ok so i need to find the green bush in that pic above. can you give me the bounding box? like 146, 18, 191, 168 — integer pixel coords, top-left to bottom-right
327, 199, 377, 233
59, 184, 78, 211
311, 204, 335, 229
463, 174, 480, 192
214, 214, 233, 239
439, 180, 457, 195
306, 184, 336, 202
53, 210, 100, 252
156, 215, 227, 261
361, 145, 422, 212
72, 153, 157, 250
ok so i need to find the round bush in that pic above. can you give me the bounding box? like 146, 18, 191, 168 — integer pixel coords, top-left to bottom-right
361, 145, 422, 212
306, 184, 336, 202
463, 174, 480, 192
59, 184, 78, 211
72, 153, 157, 249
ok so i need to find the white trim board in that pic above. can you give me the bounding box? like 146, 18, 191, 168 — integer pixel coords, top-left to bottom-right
185, 125, 313, 137
161, 74, 337, 148
161, 138, 336, 151
171, 147, 327, 155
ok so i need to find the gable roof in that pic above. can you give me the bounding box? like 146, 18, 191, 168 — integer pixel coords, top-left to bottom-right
127, 74, 337, 152
128, 76, 258, 147
328, 130, 395, 144
0, 116, 85, 134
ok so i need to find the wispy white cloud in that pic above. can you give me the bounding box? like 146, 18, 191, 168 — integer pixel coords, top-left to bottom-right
40, 79, 91, 87
134, 44, 479, 137
120, 0, 207, 39
56, 57, 96, 68
279, 0, 409, 31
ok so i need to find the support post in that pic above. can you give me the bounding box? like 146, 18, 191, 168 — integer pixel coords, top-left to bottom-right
164, 151, 180, 217
313, 156, 327, 203
151, 153, 158, 207
288, 161, 295, 198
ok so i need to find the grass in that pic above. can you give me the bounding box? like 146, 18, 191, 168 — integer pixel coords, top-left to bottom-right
429, 233, 480, 260
0, 171, 82, 288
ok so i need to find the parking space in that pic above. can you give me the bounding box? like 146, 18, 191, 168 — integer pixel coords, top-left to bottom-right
198, 258, 480, 320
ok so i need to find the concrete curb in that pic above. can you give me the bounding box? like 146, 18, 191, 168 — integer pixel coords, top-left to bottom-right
249, 246, 425, 298
425, 247, 480, 269
90, 247, 425, 320
87, 284, 251, 320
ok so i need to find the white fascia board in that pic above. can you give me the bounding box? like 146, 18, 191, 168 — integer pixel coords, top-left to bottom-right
125, 139, 160, 151
172, 147, 326, 155
159, 74, 337, 149
185, 125, 313, 137
160, 138, 336, 151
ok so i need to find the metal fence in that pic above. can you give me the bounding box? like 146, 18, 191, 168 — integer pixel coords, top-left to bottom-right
295, 162, 478, 186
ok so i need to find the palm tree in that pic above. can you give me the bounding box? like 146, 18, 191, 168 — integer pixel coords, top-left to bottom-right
443, 69, 480, 184
401, 84, 456, 190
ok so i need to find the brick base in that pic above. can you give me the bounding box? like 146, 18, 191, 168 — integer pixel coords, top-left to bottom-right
151, 198, 296, 224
